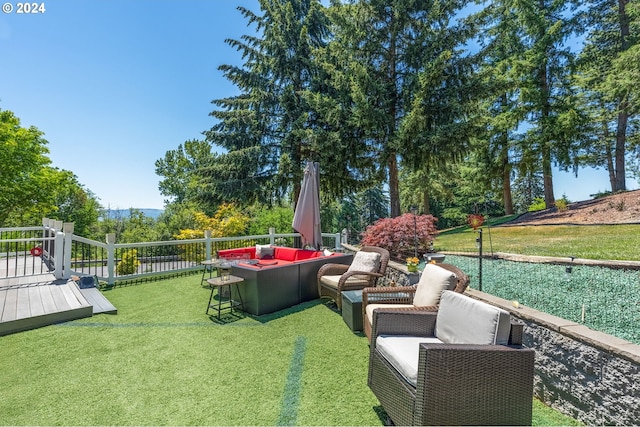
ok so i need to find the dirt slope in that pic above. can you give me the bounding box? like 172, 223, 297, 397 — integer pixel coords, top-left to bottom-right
503, 190, 640, 225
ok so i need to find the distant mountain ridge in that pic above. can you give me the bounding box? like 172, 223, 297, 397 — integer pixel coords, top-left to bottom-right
102, 208, 164, 220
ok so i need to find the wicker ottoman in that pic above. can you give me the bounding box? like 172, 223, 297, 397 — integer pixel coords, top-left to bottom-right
341, 290, 363, 332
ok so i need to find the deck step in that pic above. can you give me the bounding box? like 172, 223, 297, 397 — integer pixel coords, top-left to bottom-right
71, 276, 117, 315
0, 278, 93, 336
0, 275, 118, 336
77, 287, 117, 314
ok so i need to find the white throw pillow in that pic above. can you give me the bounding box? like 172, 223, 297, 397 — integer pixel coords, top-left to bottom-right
347, 251, 381, 279
412, 264, 457, 307
255, 244, 274, 259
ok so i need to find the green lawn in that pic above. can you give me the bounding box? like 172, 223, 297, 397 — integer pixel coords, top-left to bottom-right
436, 220, 640, 260
0, 275, 580, 426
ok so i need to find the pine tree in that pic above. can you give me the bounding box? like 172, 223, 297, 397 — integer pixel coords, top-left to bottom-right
470, 0, 530, 214
578, 0, 638, 192
203, 0, 330, 209
325, 0, 475, 217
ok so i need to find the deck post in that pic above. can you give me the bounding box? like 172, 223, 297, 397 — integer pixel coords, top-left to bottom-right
334, 233, 341, 250
53, 221, 64, 279
41, 218, 50, 258
46, 218, 56, 260
62, 223, 74, 279
106, 233, 116, 285
269, 227, 276, 245
204, 230, 212, 260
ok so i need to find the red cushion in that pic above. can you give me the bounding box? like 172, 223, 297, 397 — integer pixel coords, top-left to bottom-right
274, 246, 298, 261
217, 247, 257, 259
294, 250, 321, 261
217, 247, 324, 263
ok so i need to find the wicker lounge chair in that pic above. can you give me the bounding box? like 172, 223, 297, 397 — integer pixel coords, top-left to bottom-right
317, 246, 390, 310
368, 291, 534, 426
362, 263, 469, 342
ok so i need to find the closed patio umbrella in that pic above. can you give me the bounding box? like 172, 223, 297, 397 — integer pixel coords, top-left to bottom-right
292, 161, 322, 250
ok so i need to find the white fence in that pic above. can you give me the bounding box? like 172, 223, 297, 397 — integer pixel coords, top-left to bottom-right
0, 219, 343, 285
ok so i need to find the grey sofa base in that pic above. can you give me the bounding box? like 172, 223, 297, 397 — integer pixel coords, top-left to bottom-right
231, 254, 352, 316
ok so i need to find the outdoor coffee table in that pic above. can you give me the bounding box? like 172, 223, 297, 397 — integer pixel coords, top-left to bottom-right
206, 275, 245, 319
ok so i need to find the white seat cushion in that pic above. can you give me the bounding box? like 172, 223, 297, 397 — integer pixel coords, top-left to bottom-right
347, 251, 381, 279
412, 264, 458, 307
320, 275, 369, 289
365, 303, 414, 325
376, 335, 443, 386
436, 291, 511, 345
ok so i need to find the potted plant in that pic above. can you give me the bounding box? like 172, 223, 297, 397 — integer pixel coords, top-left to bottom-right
406, 257, 420, 273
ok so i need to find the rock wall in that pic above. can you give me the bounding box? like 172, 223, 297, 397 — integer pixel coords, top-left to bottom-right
468, 289, 640, 426
377, 260, 418, 287
344, 242, 640, 424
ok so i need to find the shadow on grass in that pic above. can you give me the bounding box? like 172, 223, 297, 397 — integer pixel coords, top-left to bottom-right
245, 298, 329, 324
207, 311, 247, 324
202, 298, 336, 325
372, 405, 392, 425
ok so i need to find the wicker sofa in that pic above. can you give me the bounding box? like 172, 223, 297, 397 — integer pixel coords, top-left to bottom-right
368, 290, 534, 426
217, 246, 352, 315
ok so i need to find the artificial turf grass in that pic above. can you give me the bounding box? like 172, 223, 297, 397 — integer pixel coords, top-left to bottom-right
0, 275, 579, 426
0, 277, 381, 426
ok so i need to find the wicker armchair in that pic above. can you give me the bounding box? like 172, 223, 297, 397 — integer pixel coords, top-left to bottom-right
368, 291, 534, 426
362, 263, 469, 343
317, 246, 390, 310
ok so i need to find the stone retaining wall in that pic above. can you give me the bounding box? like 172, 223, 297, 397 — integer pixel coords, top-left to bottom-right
368, 252, 640, 425
345, 245, 640, 423
467, 289, 640, 426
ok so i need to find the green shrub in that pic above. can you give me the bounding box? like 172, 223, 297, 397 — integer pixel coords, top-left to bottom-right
528, 197, 546, 212
116, 249, 141, 275
555, 197, 569, 211
439, 207, 469, 229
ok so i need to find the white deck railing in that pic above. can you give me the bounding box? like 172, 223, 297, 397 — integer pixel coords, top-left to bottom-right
0, 218, 343, 285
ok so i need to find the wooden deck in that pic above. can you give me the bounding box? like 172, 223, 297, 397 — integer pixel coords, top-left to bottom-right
0, 259, 118, 336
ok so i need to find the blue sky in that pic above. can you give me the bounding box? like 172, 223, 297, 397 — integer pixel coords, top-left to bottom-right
0, 1, 633, 210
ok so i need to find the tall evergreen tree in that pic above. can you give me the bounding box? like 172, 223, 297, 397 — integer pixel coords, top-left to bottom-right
514, 0, 584, 208
471, 0, 530, 215
578, 0, 638, 192
203, 0, 330, 210
325, 0, 474, 217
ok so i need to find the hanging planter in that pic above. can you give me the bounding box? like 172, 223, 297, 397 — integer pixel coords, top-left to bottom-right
467, 214, 485, 230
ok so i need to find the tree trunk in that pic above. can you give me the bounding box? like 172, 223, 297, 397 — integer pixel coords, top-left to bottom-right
388, 153, 401, 217
388, 22, 401, 218
538, 48, 555, 208
612, 0, 630, 193
422, 186, 431, 215
614, 109, 628, 192
542, 156, 556, 207
502, 161, 514, 215
499, 121, 513, 215
601, 119, 617, 192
